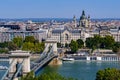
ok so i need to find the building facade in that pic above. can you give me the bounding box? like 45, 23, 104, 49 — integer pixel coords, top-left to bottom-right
0, 11, 120, 45
47, 27, 81, 45
0, 30, 47, 42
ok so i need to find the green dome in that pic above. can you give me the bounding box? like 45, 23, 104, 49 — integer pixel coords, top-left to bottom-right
80, 10, 86, 20
80, 15, 86, 20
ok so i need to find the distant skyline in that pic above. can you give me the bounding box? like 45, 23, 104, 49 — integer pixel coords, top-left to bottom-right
0, 0, 120, 18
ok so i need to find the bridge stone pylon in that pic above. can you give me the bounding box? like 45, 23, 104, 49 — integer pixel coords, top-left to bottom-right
45, 41, 57, 55
45, 41, 62, 65
9, 50, 31, 77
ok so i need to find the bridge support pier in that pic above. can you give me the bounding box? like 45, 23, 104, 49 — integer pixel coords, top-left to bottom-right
49, 58, 62, 65
13, 78, 18, 80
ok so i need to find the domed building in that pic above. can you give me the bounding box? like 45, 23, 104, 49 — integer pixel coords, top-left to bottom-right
79, 10, 91, 28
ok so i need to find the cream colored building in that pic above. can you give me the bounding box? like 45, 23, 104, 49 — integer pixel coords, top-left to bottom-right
47, 27, 81, 45
90, 28, 120, 42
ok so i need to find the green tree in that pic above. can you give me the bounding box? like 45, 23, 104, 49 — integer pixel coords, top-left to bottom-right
34, 42, 45, 53
8, 42, 18, 50
57, 43, 61, 48
24, 36, 35, 43
13, 37, 23, 48
77, 39, 84, 48
112, 42, 120, 53
21, 71, 35, 80
85, 37, 96, 49
96, 68, 120, 80
85, 35, 115, 50
70, 40, 78, 53
0, 42, 9, 48
0, 48, 8, 54
21, 71, 77, 80
94, 35, 102, 48
103, 35, 115, 49
65, 43, 69, 48
22, 42, 34, 52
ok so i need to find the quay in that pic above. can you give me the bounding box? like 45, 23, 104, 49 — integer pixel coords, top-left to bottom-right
64, 53, 120, 61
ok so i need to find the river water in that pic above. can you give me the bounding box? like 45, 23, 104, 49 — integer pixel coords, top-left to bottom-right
0, 61, 9, 80
41, 61, 120, 80
0, 61, 120, 80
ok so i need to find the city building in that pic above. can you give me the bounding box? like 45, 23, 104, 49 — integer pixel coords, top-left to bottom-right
79, 10, 91, 28
47, 26, 81, 46
0, 30, 47, 42
0, 11, 120, 45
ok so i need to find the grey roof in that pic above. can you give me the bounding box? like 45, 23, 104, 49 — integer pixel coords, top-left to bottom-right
100, 26, 109, 30
2, 30, 45, 33
70, 30, 81, 33
110, 29, 119, 32
92, 30, 100, 33
52, 29, 64, 33
52, 27, 81, 34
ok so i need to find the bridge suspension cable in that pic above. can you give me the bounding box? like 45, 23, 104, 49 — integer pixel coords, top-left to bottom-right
1, 59, 15, 80
31, 44, 57, 73
10, 59, 25, 80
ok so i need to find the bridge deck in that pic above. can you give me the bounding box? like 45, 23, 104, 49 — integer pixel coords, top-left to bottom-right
31, 44, 58, 73
31, 54, 57, 73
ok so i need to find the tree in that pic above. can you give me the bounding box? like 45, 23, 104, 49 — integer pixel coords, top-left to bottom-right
8, 42, 18, 50
21, 71, 35, 80
94, 35, 102, 48
0, 48, 8, 54
85, 37, 96, 49
103, 35, 115, 49
57, 43, 61, 48
70, 40, 78, 53
21, 71, 77, 80
13, 37, 23, 48
112, 42, 120, 53
22, 42, 34, 52
85, 35, 115, 50
0, 42, 8, 48
24, 36, 35, 43
96, 68, 120, 80
77, 39, 84, 48
65, 43, 69, 48
34, 42, 45, 53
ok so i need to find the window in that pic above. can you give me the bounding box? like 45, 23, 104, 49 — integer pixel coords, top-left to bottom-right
65, 34, 69, 41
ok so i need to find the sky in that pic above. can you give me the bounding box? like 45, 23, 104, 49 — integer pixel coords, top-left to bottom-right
0, 0, 120, 18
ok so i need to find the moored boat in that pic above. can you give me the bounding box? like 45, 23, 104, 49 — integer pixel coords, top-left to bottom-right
0, 66, 8, 70
62, 58, 74, 61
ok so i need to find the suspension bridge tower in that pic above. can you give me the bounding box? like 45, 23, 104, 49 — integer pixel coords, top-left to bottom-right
9, 50, 31, 79
45, 41, 62, 65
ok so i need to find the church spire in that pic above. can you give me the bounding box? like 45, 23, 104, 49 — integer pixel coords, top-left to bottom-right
73, 15, 77, 28
88, 15, 90, 19
82, 10, 85, 16
73, 15, 76, 21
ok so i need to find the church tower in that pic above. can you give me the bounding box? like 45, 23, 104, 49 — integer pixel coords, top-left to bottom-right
79, 10, 90, 28
88, 15, 91, 28
73, 15, 77, 28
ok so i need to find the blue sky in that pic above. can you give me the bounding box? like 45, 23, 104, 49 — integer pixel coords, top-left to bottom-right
0, 0, 120, 18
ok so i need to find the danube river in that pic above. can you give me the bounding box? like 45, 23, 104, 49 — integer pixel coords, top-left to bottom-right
41, 61, 120, 80
0, 61, 120, 80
